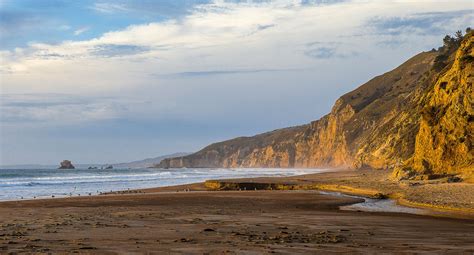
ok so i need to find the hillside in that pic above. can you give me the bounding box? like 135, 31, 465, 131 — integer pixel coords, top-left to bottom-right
112, 152, 190, 169
158, 32, 473, 180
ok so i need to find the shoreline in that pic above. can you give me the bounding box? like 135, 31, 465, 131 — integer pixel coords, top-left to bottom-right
0, 167, 327, 202
1, 169, 474, 253
3, 168, 473, 219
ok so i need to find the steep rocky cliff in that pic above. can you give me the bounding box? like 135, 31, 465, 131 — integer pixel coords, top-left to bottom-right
402, 33, 473, 179
158, 32, 473, 179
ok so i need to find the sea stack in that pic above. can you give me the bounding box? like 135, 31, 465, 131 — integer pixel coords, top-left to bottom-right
58, 160, 75, 169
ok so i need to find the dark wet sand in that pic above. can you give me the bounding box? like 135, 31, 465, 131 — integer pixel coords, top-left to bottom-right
1, 189, 474, 254
197, 168, 474, 216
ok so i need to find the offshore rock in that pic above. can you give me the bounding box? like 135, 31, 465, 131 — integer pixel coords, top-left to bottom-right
58, 160, 75, 169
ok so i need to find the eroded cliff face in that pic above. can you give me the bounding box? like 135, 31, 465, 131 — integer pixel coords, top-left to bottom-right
291, 99, 354, 168
158, 33, 473, 179
409, 35, 473, 177
162, 126, 307, 168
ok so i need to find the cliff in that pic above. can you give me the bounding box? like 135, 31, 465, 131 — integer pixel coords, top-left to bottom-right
158, 32, 473, 179
111, 152, 190, 169
160, 125, 308, 168
400, 33, 473, 179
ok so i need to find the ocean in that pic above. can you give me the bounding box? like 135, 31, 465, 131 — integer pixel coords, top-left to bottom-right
0, 168, 326, 201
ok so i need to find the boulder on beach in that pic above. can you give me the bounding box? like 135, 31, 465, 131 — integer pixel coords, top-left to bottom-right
58, 160, 75, 169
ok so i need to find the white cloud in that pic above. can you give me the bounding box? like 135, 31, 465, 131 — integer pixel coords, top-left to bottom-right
0, 0, 473, 121
73, 26, 90, 36
0, 94, 150, 125
90, 3, 130, 14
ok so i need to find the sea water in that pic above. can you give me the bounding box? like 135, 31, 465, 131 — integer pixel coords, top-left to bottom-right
0, 168, 326, 201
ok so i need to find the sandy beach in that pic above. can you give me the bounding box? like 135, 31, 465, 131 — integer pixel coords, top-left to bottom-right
1, 169, 473, 254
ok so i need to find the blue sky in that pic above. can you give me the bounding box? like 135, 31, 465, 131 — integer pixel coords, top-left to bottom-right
0, 0, 205, 49
1, 0, 473, 165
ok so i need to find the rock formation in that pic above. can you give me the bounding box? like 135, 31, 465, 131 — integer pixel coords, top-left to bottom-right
396, 32, 474, 180
158, 31, 473, 180
58, 160, 75, 169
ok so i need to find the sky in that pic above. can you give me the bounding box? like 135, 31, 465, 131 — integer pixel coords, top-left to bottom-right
0, 0, 473, 165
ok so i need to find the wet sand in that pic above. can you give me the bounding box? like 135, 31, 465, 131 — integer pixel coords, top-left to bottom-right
201, 168, 474, 216
1, 169, 473, 254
